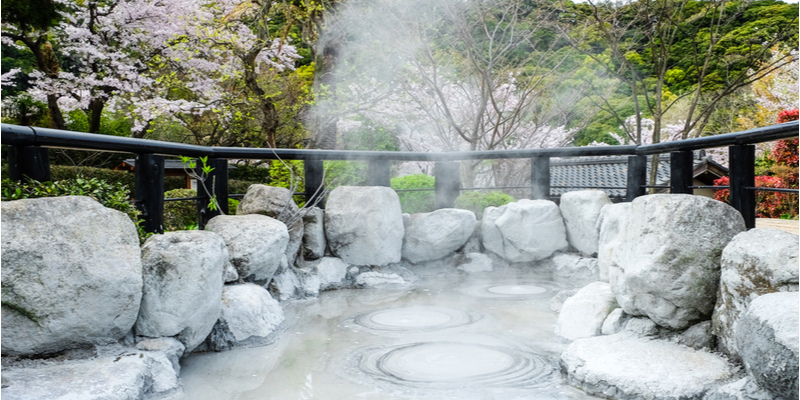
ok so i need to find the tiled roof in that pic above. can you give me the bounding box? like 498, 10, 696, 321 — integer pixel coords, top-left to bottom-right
549, 155, 724, 198
120, 159, 236, 170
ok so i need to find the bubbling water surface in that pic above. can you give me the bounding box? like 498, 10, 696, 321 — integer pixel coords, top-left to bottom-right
353, 305, 480, 332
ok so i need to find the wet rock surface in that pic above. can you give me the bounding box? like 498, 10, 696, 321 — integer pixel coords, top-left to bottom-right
560, 333, 734, 400
712, 228, 799, 360
202, 284, 285, 352
1, 196, 143, 357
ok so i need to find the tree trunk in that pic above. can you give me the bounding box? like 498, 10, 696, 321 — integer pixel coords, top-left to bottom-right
87, 98, 104, 133
313, 42, 339, 149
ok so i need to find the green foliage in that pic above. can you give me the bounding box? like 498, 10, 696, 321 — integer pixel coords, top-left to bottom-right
323, 160, 368, 188
229, 163, 271, 183
341, 119, 400, 151
1, 175, 140, 232
163, 188, 198, 231
390, 174, 436, 214
228, 198, 240, 215
455, 191, 515, 218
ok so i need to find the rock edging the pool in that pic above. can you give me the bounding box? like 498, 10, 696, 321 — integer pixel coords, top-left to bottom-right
1, 187, 797, 400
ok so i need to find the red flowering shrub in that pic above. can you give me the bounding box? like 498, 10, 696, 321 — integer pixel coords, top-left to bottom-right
777, 109, 799, 124
714, 175, 796, 218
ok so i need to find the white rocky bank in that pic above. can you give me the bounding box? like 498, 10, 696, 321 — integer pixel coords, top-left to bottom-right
1, 188, 797, 400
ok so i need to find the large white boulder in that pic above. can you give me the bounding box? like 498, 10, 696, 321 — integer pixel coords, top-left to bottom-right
237, 184, 304, 262
556, 282, 618, 340
561, 333, 734, 400
735, 292, 799, 400
324, 186, 404, 266
596, 202, 630, 282
302, 207, 326, 260
204, 284, 285, 351
1, 349, 181, 400
205, 214, 289, 283
402, 208, 477, 263
481, 199, 568, 262
608, 194, 745, 329
712, 228, 799, 360
1, 196, 142, 357
559, 190, 612, 256
135, 231, 227, 353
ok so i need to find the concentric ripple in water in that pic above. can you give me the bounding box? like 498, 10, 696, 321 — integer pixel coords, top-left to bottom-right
356, 341, 559, 389
459, 280, 562, 299
353, 306, 481, 332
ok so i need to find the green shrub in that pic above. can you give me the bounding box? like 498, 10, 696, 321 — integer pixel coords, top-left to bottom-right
391, 174, 435, 214
228, 198, 240, 215
164, 188, 198, 231
455, 191, 515, 218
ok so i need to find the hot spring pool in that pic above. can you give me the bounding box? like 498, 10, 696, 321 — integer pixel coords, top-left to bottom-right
178, 268, 599, 399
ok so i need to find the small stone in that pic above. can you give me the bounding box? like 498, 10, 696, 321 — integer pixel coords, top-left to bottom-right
556, 282, 617, 340
458, 253, 493, 273
678, 321, 714, 350
625, 317, 658, 337
601, 308, 629, 335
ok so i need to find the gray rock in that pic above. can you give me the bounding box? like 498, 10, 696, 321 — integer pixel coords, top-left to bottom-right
559, 190, 612, 256
703, 377, 776, 400
481, 199, 568, 262
625, 317, 659, 337
402, 208, 477, 263
268, 265, 302, 301
458, 253, 493, 273
552, 253, 600, 286
556, 282, 618, 340
1, 349, 181, 400
601, 308, 629, 335
204, 284, 285, 351
736, 292, 799, 400
205, 214, 289, 283
679, 321, 715, 350
712, 228, 799, 360
560, 333, 734, 400
136, 337, 185, 373
1, 196, 143, 357
608, 194, 746, 330
549, 289, 579, 313
223, 261, 239, 283
237, 184, 304, 263
355, 266, 415, 288
135, 231, 226, 353
315, 257, 349, 291
298, 269, 322, 297
324, 186, 404, 266
302, 207, 326, 260
596, 203, 630, 282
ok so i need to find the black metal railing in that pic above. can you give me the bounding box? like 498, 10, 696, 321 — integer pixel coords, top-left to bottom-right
3, 120, 798, 233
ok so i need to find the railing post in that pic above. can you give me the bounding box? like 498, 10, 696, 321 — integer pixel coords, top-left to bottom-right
9, 145, 50, 182
367, 159, 391, 187
435, 161, 460, 209
530, 156, 550, 200
670, 151, 694, 194
729, 145, 756, 230
626, 155, 647, 202
304, 159, 325, 208
135, 154, 165, 234
196, 158, 228, 229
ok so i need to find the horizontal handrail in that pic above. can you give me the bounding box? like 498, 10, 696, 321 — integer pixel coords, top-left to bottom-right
636, 121, 799, 155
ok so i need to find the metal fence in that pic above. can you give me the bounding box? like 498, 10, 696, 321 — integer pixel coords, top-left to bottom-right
3, 121, 798, 233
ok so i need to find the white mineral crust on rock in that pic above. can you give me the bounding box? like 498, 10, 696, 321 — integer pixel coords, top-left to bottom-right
735, 292, 799, 400
608, 194, 745, 329
556, 282, 617, 340
205, 214, 289, 283
712, 228, 799, 360
560, 333, 734, 400
324, 186, 404, 266
402, 208, 477, 263
481, 199, 568, 262
559, 190, 612, 256
1, 196, 143, 357
136, 230, 227, 353
596, 202, 629, 282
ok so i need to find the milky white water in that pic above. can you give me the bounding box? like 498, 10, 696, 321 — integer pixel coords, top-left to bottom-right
179, 267, 600, 400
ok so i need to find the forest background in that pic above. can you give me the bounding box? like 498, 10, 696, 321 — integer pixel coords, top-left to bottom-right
1, 0, 798, 220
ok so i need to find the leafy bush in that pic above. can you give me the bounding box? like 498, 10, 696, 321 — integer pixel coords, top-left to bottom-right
391, 174, 435, 214
713, 176, 797, 219
164, 188, 198, 231
455, 191, 515, 218
50, 165, 187, 194
228, 198, 240, 215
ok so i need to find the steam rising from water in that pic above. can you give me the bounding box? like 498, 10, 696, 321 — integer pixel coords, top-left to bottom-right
459, 280, 562, 299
